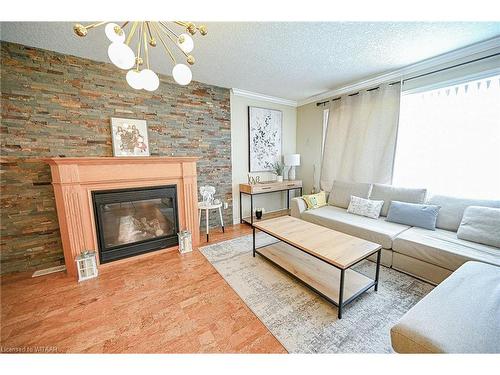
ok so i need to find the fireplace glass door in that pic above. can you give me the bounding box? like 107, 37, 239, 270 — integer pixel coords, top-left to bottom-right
92, 185, 179, 263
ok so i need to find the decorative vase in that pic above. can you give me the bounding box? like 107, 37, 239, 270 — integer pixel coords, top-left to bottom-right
255, 209, 263, 220
277, 175, 283, 182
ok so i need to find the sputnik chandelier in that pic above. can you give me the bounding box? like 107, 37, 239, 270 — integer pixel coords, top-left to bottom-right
73, 21, 207, 91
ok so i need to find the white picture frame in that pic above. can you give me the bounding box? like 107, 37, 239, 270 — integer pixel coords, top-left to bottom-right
248, 106, 282, 172
111, 117, 150, 157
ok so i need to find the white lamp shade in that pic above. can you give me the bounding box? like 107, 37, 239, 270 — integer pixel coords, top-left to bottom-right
105, 23, 126, 43
126, 69, 143, 90
108, 42, 135, 70
284, 154, 300, 166
140, 69, 160, 91
177, 33, 194, 53
172, 64, 192, 85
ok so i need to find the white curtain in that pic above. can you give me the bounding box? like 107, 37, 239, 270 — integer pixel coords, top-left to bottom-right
320, 83, 401, 192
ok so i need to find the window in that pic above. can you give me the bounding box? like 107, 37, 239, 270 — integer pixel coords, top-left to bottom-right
392, 74, 500, 199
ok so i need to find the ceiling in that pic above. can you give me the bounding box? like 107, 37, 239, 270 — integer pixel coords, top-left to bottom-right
1, 22, 500, 101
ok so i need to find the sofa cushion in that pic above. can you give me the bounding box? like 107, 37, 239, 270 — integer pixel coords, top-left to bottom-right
457, 206, 500, 248
328, 180, 372, 209
347, 196, 384, 219
301, 205, 410, 249
428, 195, 500, 232
392, 226, 500, 271
386, 201, 440, 230
369, 183, 427, 217
391, 261, 500, 353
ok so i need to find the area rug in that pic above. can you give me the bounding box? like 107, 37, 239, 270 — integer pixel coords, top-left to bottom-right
199, 233, 434, 353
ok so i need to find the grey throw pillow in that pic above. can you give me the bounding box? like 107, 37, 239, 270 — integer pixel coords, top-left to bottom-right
457, 206, 500, 248
386, 201, 440, 230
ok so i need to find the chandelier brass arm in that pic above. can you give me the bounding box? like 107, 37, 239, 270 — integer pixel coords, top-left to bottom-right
151, 22, 177, 66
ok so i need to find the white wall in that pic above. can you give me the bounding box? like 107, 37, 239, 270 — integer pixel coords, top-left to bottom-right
230, 92, 297, 224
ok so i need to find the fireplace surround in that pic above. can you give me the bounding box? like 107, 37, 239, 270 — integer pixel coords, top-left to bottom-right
44, 156, 199, 278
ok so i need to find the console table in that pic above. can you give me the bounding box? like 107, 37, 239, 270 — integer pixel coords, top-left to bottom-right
239, 180, 302, 225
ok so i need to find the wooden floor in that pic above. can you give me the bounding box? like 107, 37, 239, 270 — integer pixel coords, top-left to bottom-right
0, 224, 287, 353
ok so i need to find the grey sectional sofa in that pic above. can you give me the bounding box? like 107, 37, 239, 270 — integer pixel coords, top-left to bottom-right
291, 182, 500, 285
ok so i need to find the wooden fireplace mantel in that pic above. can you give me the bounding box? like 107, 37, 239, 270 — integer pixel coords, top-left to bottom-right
44, 156, 200, 278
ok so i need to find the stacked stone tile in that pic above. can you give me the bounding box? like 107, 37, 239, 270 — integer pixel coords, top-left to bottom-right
0, 42, 232, 274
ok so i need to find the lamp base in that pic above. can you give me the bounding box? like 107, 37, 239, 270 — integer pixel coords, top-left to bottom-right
288, 166, 296, 180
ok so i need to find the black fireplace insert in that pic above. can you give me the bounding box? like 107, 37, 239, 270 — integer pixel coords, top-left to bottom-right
92, 185, 179, 263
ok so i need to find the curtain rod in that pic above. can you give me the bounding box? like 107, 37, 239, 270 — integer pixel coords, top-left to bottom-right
316, 81, 400, 105
316, 52, 500, 106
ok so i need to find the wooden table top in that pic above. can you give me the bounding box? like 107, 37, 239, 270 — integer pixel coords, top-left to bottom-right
253, 216, 381, 269
239, 180, 302, 194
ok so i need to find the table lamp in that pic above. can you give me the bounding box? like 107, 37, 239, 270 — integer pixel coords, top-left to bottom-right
284, 154, 300, 180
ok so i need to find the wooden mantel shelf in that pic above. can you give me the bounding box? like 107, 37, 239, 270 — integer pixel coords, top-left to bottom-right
44, 156, 199, 165
44, 156, 200, 278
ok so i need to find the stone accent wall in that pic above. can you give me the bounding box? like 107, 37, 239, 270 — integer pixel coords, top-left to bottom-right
0, 42, 232, 275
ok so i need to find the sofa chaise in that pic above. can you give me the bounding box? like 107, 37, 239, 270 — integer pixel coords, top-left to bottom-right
391, 261, 500, 353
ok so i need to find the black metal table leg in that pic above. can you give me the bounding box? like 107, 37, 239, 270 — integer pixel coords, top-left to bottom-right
338, 269, 345, 319
252, 226, 256, 257
287, 189, 290, 209
250, 194, 254, 224
239, 192, 243, 224
375, 249, 381, 292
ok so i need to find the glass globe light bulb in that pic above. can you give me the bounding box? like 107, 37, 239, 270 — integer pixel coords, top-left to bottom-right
172, 64, 192, 86
126, 69, 143, 90
177, 33, 194, 53
140, 69, 160, 92
108, 42, 135, 70
105, 23, 125, 43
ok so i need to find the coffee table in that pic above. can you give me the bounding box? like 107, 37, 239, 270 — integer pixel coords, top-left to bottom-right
252, 216, 382, 319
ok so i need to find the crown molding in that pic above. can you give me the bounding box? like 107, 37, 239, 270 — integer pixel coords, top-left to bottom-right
231, 88, 298, 107
298, 36, 500, 107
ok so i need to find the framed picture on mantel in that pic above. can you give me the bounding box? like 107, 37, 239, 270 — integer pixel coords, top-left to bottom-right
111, 117, 150, 157
248, 106, 282, 172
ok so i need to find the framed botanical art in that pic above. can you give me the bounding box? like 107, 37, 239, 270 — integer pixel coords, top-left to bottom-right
110, 117, 150, 157
248, 106, 282, 172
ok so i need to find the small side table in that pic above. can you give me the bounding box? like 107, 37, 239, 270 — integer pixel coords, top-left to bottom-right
198, 201, 225, 242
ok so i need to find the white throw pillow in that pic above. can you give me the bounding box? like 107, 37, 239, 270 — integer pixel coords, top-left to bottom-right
457, 206, 500, 248
347, 196, 384, 219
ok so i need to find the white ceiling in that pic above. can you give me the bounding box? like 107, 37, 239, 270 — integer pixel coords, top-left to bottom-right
1, 22, 500, 101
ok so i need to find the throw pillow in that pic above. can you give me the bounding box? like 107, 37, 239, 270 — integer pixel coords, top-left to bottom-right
347, 196, 384, 219
302, 191, 327, 210
386, 201, 440, 230
457, 206, 500, 248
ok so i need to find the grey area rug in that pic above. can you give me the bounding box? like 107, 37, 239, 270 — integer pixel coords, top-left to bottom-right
200, 233, 434, 353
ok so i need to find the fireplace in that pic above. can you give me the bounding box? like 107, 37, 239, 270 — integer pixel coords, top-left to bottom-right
92, 185, 180, 263
44, 156, 199, 278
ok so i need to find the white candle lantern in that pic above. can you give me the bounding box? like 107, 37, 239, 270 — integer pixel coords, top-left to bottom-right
75, 251, 99, 282
178, 230, 193, 254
